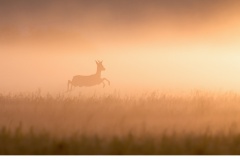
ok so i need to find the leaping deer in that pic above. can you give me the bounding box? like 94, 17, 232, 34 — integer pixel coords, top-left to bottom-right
67, 60, 110, 91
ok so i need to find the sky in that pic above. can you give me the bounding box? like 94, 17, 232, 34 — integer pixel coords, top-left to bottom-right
1, 0, 240, 95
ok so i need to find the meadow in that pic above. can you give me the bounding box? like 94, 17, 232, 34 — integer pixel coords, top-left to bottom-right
1, 90, 240, 154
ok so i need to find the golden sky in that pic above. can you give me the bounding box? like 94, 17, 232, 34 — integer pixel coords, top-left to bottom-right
1, 0, 240, 94
1, 0, 240, 50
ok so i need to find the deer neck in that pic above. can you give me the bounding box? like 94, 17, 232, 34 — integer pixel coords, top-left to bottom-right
96, 68, 102, 77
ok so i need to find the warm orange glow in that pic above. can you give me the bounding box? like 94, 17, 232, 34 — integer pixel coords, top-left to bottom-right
3, 1, 240, 154
1, 0, 240, 95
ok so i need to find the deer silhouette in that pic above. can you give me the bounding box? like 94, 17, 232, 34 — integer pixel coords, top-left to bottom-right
67, 60, 110, 91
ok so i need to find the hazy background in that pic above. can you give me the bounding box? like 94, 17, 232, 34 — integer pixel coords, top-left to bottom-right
1, 0, 240, 95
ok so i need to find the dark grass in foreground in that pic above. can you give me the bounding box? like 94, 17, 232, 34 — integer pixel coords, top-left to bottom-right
1, 127, 240, 155
2, 91, 240, 154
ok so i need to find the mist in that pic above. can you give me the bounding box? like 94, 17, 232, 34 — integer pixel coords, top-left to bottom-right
1, 47, 240, 95
1, 0, 240, 95
3, 1, 240, 155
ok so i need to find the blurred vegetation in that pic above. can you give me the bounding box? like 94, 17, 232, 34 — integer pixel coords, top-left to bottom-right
1, 91, 240, 154
1, 126, 240, 155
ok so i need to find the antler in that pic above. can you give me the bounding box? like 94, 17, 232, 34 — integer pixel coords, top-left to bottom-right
95, 60, 103, 64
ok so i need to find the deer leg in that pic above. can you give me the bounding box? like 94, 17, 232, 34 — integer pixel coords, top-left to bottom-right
69, 81, 74, 91
102, 81, 105, 88
102, 78, 110, 86
67, 80, 72, 92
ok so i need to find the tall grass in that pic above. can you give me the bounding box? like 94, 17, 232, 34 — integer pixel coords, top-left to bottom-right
1, 91, 240, 154
1, 125, 240, 154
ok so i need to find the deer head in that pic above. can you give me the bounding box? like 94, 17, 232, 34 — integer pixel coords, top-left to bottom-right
95, 60, 105, 71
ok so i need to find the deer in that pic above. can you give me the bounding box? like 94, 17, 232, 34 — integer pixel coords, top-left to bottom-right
67, 60, 110, 91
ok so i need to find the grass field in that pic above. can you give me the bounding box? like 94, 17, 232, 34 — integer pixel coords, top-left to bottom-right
1, 91, 240, 154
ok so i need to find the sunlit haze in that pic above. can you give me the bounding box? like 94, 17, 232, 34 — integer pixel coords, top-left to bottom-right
3, 1, 240, 155
1, 0, 240, 95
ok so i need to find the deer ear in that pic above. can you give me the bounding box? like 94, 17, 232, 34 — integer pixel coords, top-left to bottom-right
100, 60, 103, 63
95, 60, 98, 64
